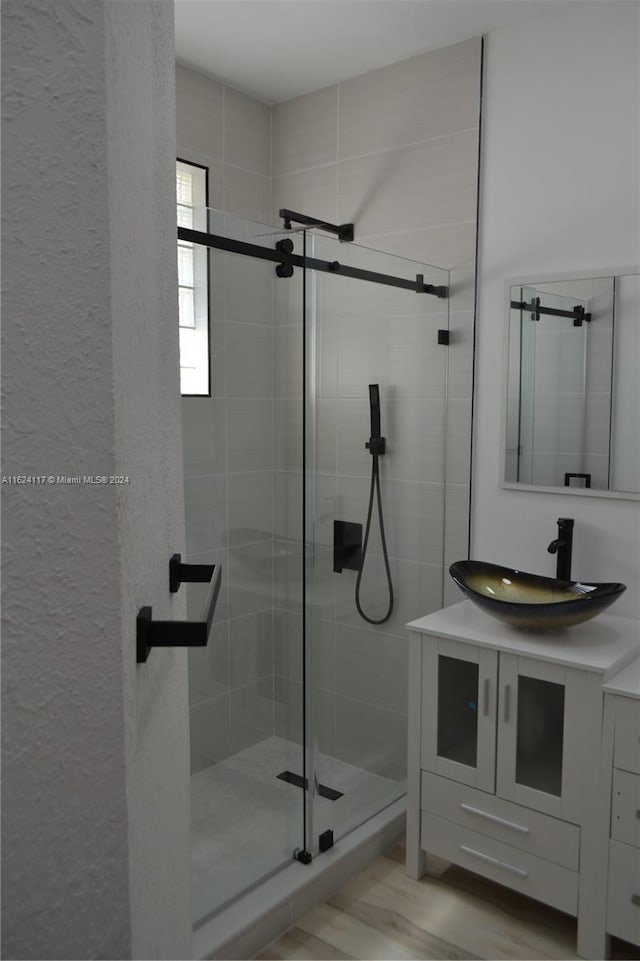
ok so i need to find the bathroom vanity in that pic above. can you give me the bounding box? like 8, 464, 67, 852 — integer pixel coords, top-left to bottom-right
602, 657, 640, 950
406, 601, 640, 959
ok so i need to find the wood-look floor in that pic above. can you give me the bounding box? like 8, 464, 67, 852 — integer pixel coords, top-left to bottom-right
256, 843, 639, 961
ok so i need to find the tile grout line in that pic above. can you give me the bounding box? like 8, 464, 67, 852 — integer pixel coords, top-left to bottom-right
273, 125, 479, 179
357, 218, 476, 239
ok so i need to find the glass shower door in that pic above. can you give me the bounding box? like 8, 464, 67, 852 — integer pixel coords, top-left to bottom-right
182, 209, 452, 914
303, 235, 450, 853
183, 210, 308, 924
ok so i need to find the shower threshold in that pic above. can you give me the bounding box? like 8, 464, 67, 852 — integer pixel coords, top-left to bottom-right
192, 792, 405, 960
191, 735, 403, 927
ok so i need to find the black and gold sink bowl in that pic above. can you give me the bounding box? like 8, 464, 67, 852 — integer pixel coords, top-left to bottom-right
449, 560, 626, 631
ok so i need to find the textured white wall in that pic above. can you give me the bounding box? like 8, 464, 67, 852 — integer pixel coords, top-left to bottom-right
474, 2, 640, 615
104, 2, 192, 957
1, 1, 191, 957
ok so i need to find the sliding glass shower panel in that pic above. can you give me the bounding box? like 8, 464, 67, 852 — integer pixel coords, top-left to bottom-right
182, 210, 306, 924
181, 209, 452, 913
304, 235, 450, 852
517, 286, 590, 487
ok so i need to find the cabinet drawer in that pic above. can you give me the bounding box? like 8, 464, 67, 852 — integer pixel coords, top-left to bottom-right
421, 810, 578, 916
614, 697, 640, 775
612, 769, 640, 848
607, 839, 640, 946
421, 771, 580, 870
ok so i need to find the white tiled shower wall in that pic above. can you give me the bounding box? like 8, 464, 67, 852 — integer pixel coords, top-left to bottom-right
177, 37, 482, 774
177, 66, 277, 772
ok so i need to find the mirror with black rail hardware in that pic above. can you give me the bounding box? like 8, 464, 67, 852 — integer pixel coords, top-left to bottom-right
503, 269, 639, 497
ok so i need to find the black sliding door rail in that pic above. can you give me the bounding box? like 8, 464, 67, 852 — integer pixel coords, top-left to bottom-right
511, 299, 591, 324
178, 227, 448, 298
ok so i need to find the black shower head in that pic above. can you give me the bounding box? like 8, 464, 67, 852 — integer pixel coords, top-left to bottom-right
369, 384, 381, 440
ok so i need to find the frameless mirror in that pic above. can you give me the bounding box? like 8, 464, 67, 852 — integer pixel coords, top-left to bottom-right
503, 269, 639, 497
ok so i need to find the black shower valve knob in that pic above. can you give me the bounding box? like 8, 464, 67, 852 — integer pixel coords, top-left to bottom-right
365, 436, 386, 455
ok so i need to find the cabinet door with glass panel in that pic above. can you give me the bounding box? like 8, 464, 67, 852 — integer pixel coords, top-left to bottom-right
422, 638, 588, 819
421, 638, 497, 793
496, 655, 587, 821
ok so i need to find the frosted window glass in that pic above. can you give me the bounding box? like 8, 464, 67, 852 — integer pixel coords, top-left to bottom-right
176, 160, 209, 395
179, 366, 199, 395
179, 326, 198, 370
179, 287, 195, 327
176, 169, 193, 205
177, 203, 193, 229
178, 245, 194, 287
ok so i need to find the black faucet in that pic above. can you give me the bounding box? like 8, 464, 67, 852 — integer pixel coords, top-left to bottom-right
547, 518, 574, 581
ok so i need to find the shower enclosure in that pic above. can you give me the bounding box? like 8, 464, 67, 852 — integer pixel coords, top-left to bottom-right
180, 208, 450, 926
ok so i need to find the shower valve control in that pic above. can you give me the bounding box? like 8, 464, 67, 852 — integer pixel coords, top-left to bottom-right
365, 436, 386, 455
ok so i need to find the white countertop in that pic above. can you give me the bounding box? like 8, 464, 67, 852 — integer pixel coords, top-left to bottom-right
407, 600, 640, 676
603, 654, 640, 699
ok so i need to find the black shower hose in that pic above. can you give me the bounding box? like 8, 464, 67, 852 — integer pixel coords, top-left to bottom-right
355, 452, 394, 625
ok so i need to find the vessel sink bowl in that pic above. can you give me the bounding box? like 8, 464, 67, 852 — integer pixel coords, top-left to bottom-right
449, 560, 626, 631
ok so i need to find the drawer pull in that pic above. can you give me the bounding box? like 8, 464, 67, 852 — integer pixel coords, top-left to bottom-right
460, 844, 529, 878
460, 803, 530, 835
635, 810, 640, 820
632, 894, 640, 908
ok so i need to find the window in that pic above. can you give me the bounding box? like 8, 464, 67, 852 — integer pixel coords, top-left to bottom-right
176, 159, 210, 395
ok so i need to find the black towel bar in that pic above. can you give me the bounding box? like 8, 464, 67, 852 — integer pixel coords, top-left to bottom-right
136, 562, 221, 664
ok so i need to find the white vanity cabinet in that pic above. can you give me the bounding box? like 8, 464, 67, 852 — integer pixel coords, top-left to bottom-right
602, 658, 640, 950
421, 637, 589, 821
406, 601, 640, 959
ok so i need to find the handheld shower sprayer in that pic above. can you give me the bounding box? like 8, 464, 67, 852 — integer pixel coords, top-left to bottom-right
365, 384, 386, 456
369, 384, 380, 438
355, 384, 394, 625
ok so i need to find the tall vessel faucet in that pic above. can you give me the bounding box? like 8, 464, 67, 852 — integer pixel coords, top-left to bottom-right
547, 517, 574, 581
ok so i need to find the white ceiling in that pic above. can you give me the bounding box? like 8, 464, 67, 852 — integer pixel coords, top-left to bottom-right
174, 0, 584, 104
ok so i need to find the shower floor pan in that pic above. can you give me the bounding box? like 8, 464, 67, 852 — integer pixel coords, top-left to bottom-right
191, 735, 402, 924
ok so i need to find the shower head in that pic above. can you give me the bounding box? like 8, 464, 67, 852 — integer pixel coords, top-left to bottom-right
365, 384, 385, 456
369, 384, 381, 440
